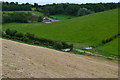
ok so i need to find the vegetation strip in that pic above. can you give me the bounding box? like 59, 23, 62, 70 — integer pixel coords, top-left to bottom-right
1, 29, 119, 60
1, 29, 73, 51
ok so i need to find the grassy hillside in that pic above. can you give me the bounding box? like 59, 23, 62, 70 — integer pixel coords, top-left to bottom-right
3, 9, 118, 56
50, 14, 76, 20
96, 38, 119, 56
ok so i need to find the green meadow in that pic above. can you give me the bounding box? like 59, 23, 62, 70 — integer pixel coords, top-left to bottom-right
50, 14, 76, 20
3, 9, 118, 56
96, 38, 119, 56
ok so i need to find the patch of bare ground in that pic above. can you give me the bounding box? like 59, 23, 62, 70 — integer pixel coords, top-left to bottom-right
2, 39, 118, 78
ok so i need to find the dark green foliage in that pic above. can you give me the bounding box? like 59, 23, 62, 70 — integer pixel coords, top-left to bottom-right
106, 57, 113, 60
5, 29, 17, 36
77, 8, 93, 16
33, 3, 39, 8
2, 12, 29, 23
65, 5, 80, 16
2, 12, 42, 23
2, 2, 118, 16
37, 3, 118, 16
3, 29, 73, 51
101, 34, 120, 44
38, 16, 43, 22
2, 2, 32, 11
25, 33, 35, 40
53, 41, 63, 49
15, 32, 24, 37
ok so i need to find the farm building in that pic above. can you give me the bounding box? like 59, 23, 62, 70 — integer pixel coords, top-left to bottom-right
43, 17, 60, 23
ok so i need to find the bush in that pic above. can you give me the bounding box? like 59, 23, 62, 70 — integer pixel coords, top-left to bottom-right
6, 29, 17, 36
25, 33, 35, 40
15, 32, 24, 37
77, 8, 93, 16
38, 16, 43, 22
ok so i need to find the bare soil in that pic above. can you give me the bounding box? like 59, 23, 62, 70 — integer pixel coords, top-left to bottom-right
2, 39, 118, 78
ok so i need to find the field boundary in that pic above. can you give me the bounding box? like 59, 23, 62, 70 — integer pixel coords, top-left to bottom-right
2, 37, 119, 61
75, 49, 119, 60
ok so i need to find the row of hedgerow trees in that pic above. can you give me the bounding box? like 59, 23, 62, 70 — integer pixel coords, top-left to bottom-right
2, 12, 43, 23
102, 34, 120, 44
1, 29, 73, 50
36, 3, 118, 16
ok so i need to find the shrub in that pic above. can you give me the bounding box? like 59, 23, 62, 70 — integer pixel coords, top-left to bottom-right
38, 16, 43, 22
6, 29, 17, 36
53, 41, 63, 49
25, 33, 35, 40
15, 32, 24, 37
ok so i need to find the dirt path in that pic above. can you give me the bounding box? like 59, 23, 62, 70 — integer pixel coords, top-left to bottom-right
2, 39, 118, 78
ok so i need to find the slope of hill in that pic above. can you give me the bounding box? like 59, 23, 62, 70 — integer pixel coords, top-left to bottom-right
96, 38, 119, 56
2, 39, 118, 78
3, 9, 118, 55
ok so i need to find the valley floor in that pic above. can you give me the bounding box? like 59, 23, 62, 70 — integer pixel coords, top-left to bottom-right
2, 39, 118, 78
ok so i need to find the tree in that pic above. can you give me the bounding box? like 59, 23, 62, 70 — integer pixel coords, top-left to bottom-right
93, 4, 106, 12
38, 16, 43, 22
65, 5, 80, 16
34, 3, 38, 8
77, 8, 93, 16
6, 29, 17, 36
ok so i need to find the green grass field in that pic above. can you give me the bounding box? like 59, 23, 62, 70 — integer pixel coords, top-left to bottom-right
96, 38, 119, 56
50, 14, 76, 20
3, 9, 118, 56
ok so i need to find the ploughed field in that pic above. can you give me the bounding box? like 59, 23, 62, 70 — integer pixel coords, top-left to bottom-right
3, 9, 118, 56
2, 39, 118, 78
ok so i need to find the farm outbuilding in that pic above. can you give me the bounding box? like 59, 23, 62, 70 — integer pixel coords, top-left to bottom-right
43, 17, 60, 23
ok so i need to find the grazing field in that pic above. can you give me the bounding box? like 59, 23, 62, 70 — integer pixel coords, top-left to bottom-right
3, 9, 118, 56
96, 38, 119, 56
50, 14, 76, 20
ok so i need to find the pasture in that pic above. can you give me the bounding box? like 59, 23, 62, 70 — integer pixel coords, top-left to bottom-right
3, 9, 118, 56
50, 14, 76, 20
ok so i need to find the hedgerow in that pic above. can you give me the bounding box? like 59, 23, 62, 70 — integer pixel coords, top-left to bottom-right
2, 29, 73, 51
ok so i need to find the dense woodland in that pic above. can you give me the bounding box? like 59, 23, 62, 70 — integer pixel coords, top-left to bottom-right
2, 2, 32, 11
2, 12, 43, 23
39, 3, 118, 16
2, 2, 119, 23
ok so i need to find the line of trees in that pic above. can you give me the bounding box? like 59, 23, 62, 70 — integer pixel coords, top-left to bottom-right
2, 2, 32, 11
2, 29, 73, 51
2, 2, 118, 17
102, 34, 120, 44
2, 12, 43, 23
36, 3, 118, 16
2, 2, 118, 16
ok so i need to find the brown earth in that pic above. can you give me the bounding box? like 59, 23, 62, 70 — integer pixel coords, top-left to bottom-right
2, 39, 118, 78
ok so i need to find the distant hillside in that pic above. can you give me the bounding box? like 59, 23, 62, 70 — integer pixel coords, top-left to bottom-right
3, 9, 118, 56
